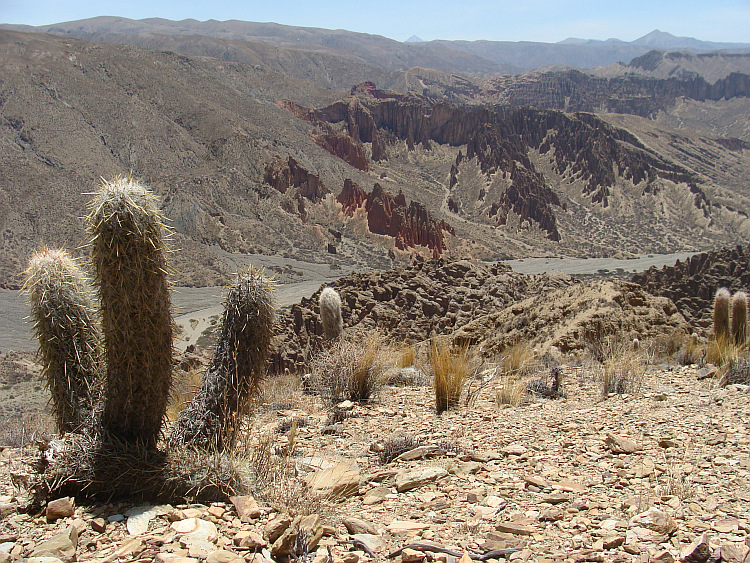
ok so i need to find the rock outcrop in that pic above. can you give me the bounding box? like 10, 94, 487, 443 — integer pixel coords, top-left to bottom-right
263, 156, 329, 220
271, 259, 558, 373
337, 181, 454, 257
279, 84, 706, 243
632, 244, 750, 330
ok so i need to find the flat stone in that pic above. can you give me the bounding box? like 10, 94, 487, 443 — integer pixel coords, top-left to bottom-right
170, 518, 218, 542
30, 526, 78, 563
351, 533, 388, 553
554, 479, 586, 492
712, 517, 739, 533
363, 486, 389, 505
395, 466, 448, 492
385, 521, 430, 537
45, 497, 74, 522
205, 549, 244, 563
305, 461, 360, 498
27, 558, 65, 563
187, 539, 218, 558
229, 495, 261, 522
342, 516, 378, 535
401, 548, 426, 562
395, 445, 441, 462
629, 508, 677, 537
126, 504, 171, 536
541, 494, 570, 504
495, 522, 535, 536
154, 555, 199, 563
605, 433, 642, 454
234, 530, 266, 549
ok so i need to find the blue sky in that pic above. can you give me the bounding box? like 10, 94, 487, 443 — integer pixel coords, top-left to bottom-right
2, 0, 749, 44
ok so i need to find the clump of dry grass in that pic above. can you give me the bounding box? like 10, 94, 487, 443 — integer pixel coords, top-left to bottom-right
398, 343, 416, 368
600, 337, 648, 396
309, 330, 393, 404
378, 434, 421, 464
706, 337, 742, 366
431, 340, 474, 413
496, 375, 528, 406
499, 341, 535, 377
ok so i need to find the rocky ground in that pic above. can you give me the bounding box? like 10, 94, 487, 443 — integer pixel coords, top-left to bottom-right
1, 358, 749, 563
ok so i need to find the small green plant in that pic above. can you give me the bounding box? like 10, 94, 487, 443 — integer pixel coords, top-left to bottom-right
21, 248, 102, 433
431, 340, 473, 413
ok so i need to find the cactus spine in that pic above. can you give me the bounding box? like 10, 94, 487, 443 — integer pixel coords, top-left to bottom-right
319, 286, 343, 340
86, 176, 173, 448
731, 290, 748, 346
713, 287, 731, 344
170, 265, 276, 450
21, 248, 102, 433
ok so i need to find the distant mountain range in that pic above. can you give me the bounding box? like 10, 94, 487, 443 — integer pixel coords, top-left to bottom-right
2, 18, 749, 75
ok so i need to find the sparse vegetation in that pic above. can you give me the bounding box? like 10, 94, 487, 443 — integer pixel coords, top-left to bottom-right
379, 434, 421, 464
431, 340, 474, 413
600, 337, 648, 396
309, 330, 392, 403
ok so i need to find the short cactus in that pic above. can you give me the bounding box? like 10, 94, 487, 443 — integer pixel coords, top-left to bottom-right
713, 287, 731, 344
731, 290, 748, 346
170, 265, 276, 450
319, 286, 343, 340
21, 248, 102, 433
86, 176, 174, 448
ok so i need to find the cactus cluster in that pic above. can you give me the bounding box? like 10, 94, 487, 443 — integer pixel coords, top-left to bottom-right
23, 175, 276, 501
713, 287, 748, 347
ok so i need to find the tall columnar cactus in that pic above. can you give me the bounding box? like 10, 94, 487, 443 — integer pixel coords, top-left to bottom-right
21, 248, 102, 433
731, 290, 748, 347
319, 286, 343, 340
713, 287, 731, 344
86, 176, 173, 448
170, 265, 276, 450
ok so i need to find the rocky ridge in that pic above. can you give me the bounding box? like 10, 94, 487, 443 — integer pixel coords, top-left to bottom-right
632, 243, 750, 330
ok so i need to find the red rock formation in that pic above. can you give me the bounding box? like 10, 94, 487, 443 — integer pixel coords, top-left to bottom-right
338, 180, 454, 258
311, 131, 369, 171
263, 155, 328, 203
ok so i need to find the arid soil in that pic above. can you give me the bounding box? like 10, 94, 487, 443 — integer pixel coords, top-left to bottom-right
0, 360, 748, 562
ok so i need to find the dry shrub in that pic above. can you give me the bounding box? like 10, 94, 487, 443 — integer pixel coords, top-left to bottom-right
496, 376, 528, 407
0, 412, 55, 448
727, 357, 750, 385
431, 340, 474, 413
706, 335, 741, 367
309, 330, 392, 404
601, 337, 648, 396
499, 341, 535, 377
167, 366, 203, 423
257, 374, 306, 412
399, 344, 416, 368
378, 434, 421, 464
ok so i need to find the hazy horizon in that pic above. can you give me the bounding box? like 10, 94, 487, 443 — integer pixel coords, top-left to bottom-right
1, 0, 749, 44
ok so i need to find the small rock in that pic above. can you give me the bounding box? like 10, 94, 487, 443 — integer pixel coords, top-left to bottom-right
385, 520, 430, 537
401, 548, 426, 562
342, 516, 378, 535
524, 475, 548, 489
30, 526, 78, 563
658, 437, 677, 448
650, 549, 675, 562
501, 444, 527, 456
336, 400, 355, 410
170, 518, 218, 542
605, 433, 641, 454
229, 495, 261, 522
45, 497, 74, 521
154, 555, 199, 563
205, 549, 244, 563
305, 461, 360, 498
681, 533, 711, 563
602, 536, 625, 549
91, 518, 107, 533
351, 533, 387, 553
265, 514, 292, 543
271, 514, 323, 557
541, 494, 570, 504
539, 508, 564, 521
495, 522, 535, 536
126, 504, 171, 536
395, 466, 448, 492
630, 508, 677, 537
